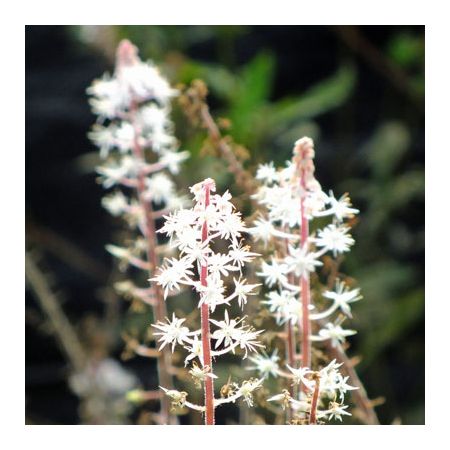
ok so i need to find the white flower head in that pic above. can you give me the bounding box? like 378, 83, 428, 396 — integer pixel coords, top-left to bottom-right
248, 350, 280, 379
152, 313, 191, 352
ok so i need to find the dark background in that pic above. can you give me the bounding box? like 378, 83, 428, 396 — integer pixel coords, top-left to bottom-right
25, 25, 424, 424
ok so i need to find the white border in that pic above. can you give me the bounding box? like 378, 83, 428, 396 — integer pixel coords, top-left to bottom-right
2, 0, 444, 447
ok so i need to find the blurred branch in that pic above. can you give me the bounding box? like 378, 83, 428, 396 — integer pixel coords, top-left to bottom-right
27, 222, 110, 282
25, 252, 87, 372
322, 332, 380, 425
179, 80, 257, 196
333, 26, 423, 108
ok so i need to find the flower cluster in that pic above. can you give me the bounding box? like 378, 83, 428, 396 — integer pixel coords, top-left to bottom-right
250, 137, 360, 423
89, 39, 189, 227
88, 39, 189, 423
152, 178, 264, 422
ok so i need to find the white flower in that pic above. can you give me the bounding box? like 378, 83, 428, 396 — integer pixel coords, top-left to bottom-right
102, 191, 129, 216
333, 373, 359, 402
159, 149, 190, 174
318, 323, 357, 347
97, 156, 139, 188
189, 363, 218, 388
257, 259, 289, 288
213, 190, 234, 215
233, 326, 264, 357
315, 224, 355, 256
262, 290, 300, 325
322, 280, 362, 318
210, 310, 245, 349
248, 218, 276, 246
88, 124, 117, 158
151, 257, 194, 299
184, 336, 203, 366
321, 402, 352, 422
119, 63, 177, 106
285, 245, 323, 278
196, 277, 227, 312
315, 191, 359, 222
216, 212, 246, 243
114, 122, 136, 153
87, 75, 128, 118
228, 242, 260, 269
256, 162, 278, 184
237, 378, 264, 407
207, 253, 238, 278
231, 278, 260, 308
145, 172, 175, 204
248, 350, 280, 379
152, 313, 191, 352
286, 365, 315, 391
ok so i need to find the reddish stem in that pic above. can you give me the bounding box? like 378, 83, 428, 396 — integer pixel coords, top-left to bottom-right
299, 166, 311, 369
283, 231, 297, 414
200, 183, 215, 425
309, 376, 320, 425
130, 105, 174, 423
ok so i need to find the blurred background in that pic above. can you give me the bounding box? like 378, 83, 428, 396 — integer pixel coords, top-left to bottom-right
25, 25, 424, 424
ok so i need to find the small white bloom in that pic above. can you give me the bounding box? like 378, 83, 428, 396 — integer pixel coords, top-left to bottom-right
257, 259, 289, 288
322, 280, 362, 318
196, 277, 227, 312
101, 191, 129, 216
232, 278, 261, 308
210, 310, 245, 349
248, 350, 280, 379
237, 378, 264, 407
145, 172, 175, 204
184, 336, 203, 366
318, 323, 357, 347
285, 245, 323, 278
315, 224, 355, 256
97, 156, 139, 188
256, 162, 278, 185
159, 150, 190, 174
152, 313, 191, 352
286, 365, 315, 391
151, 257, 194, 299
315, 191, 359, 222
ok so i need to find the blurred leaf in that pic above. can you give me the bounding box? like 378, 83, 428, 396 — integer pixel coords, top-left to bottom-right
387, 32, 424, 69
365, 122, 411, 179
360, 288, 424, 366
178, 60, 237, 101
232, 51, 276, 113
389, 169, 424, 209
270, 64, 357, 127
228, 52, 276, 142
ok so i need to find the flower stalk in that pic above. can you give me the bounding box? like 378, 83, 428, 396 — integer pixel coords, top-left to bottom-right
200, 181, 215, 425
88, 39, 188, 424
296, 139, 312, 370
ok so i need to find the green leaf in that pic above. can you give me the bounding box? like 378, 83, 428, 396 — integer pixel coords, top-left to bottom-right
270, 64, 357, 127
364, 122, 411, 179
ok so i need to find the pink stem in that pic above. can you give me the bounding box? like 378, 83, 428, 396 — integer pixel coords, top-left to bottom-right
200, 183, 215, 425
309, 376, 320, 425
299, 166, 311, 370
130, 104, 174, 423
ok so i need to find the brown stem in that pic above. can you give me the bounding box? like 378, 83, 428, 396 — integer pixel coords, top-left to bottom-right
309, 375, 320, 425
200, 182, 215, 425
323, 337, 379, 425
322, 258, 379, 424
25, 253, 87, 373
199, 103, 256, 195
130, 105, 174, 424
